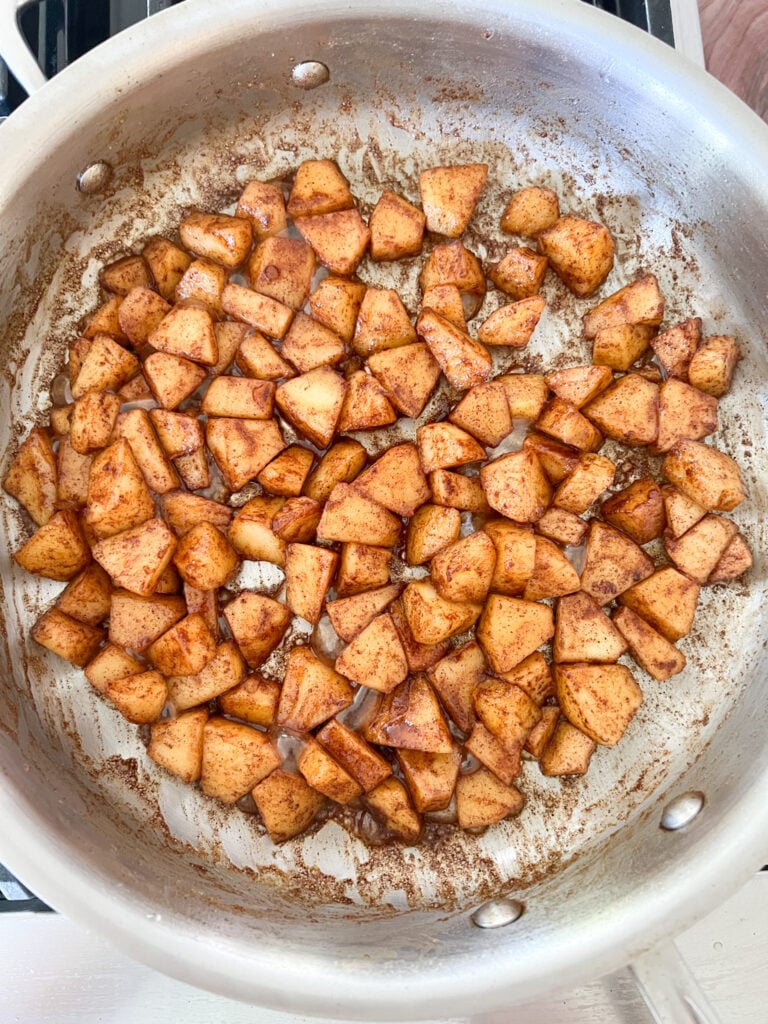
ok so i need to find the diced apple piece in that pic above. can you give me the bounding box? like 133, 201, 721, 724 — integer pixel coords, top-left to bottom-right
406, 504, 461, 565
489, 247, 548, 300
277, 645, 354, 732
456, 769, 524, 829
71, 332, 140, 399
477, 295, 546, 349
353, 287, 417, 357
303, 439, 367, 503
147, 613, 215, 676
352, 443, 429, 517
545, 365, 613, 409
148, 304, 218, 366
474, 678, 541, 750
100, 254, 151, 296
553, 453, 615, 514
419, 240, 486, 317
284, 542, 338, 625
612, 606, 686, 681
688, 335, 740, 397
148, 707, 209, 783
218, 674, 281, 727
431, 531, 496, 604
316, 719, 392, 792
223, 592, 291, 668
401, 580, 482, 645
592, 322, 655, 371
335, 613, 408, 693
537, 215, 614, 297
338, 371, 397, 433
167, 641, 246, 711
117, 285, 171, 346
522, 433, 580, 483
85, 439, 154, 541
335, 543, 391, 598
205, 417, 285, 492
227, 495, 285, 565
248, 236, 315, 310
662, 440, 745, 512
389, 599, 451, 674
106, 670, 167, 725
365, 675, 453, 753
419, 163, 487, 237
108, 591, 185, 651
297, 739, 362, 803
448, 381, 513, 447
428, 641, 486, 732
14, 509, 91, 581
601, 477, 666, 545
553, 591, 628, 663
83, 295, 125, 339
556, 662, 642, 746
201, 716, 281, 804
287, 159, 354, 218
500, 185, 559, 237
416, 308, 492, 390
32, 608, 104, 667
115, 409, 179, 495
582, 273, 665, 339
295, 208, 370, 276
367, 342, 441, 419
654, 378, 718, 454
417, 422, 486, 474
651, 317, 701, 379
709, 532, 752, 583
271, 494, 323, 543
365, 778, 422, 843
316, 483, 400, 547
524, 706, 561, 759
84, 643, 144, 694
235, 329, 295, 380
464, 723, 521, 785
664, 514, 738, 584
142, 352, 205, 410
536, 397, 604, 452
182, 583, 218, 637
497, 373, 549, 420
3, 428, 58, 526
369, 189, 426, 260
326, 583, 402, 643
429, 470, 489, 514
497, 651, 554, 705
161, 492, 232, 537
308, 276, 366, 343
580, 520, 654, 605
582, 374, 659, 446
173, 448, 210, 492
422, 284, 466, 328
536, 507, 588, 547
252, 768, 324, 842
174, 258, 227, 317
257, 445, 315, 497
236, 180, 287, 239
480, 449, 552, 523
211, 321, 249, 375
91, 518, 176, 597
619, 567, 700, 642
56, 437, 91, 509
280, 313, 345, 374
484, 520, 537, 596
222, 283, 294, 338
540, 721, 596, 776
201, 377, 276, 419
275, 366, 346, 449
179, 211, 252, 268
398, 747, 461, 813
477, 595, 554, 673
56, 563, 112, 626
172, 521, 238, 591
142, 236, 192, 300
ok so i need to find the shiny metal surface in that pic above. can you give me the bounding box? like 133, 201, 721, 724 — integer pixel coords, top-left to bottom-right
0, 0, 766, 1019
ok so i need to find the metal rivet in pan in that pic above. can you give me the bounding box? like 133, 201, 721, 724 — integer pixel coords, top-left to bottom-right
471, 898, 524, 929
76, 161, 112, 194
660, 791, 705, 831
291, 61, 330, 90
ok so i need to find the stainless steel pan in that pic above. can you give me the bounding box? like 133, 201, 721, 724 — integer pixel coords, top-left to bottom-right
0, 1, 766, 1019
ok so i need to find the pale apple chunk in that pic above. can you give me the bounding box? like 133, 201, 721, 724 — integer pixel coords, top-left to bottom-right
477, 295, 546, 350
175, 258, 227, 322
484, 519, 536, 596
365, 778, 422, 843
522, 433, 580, 483
367, 342, 441, 419
116, 285, 171, 346
389, 599, 451, 673
334, 613, 408, 693
353, 287, 417, 357
545, 365, 613, 409
251, 769, 325, 843
55, 563, 112, 626
417, 422, 486, 474
148, 304, 218, 366
419, 240, 486, 317
352, 442, 430, 517
85, 643, 144, 694
539, 720, 596, 776
180, 211, 252, 268
601, 476, 666, 545
56, 437, 92, 509
235, 330, 295, 380
497, 373, 549, 420
618, 567, 700, 642
501, 185, 560, 237
654, 378, 718, 453
474, 678, 542, 750
419, 163, 487, 237
227, 495, 285, 565
86, 439, 155, 541
431, 531, 496, 604
236, 180, 287, 239
365, 675, 454, 753
709, 533, 752, 582
167, 640, 246, 711
688, 335, 740, 397
416, 308, 493, 390
651, 317, 701, 379
223, 592, 292, 668
401, 579, 482, 645
173, 521, 238, 591
338, 371, 398, 433
612, 606, 686, 681
222, 283, 294, 338
280, 313, 345, 374
297, 739, 362, 804
201, 376, 276, 419
489, 247, 548, 300
275, 366, 346, 449
108, 590, 186, 651
114, 409, 178, 494
592, 323, 656, 371
476, 595, 555, 674
218, 674, 281, 727
316, 483, 401, 547
464, 723, 522, 785
143, 352, 207, 410
99, 254, 151, 296
406, 504, 461, 565
335, 543, 391, 598
536, 507, 588, 547
524, 706, 561, 759
429, 469, 489, 514
398, 747, 461, 813
277, 645, 354, 732
142, 236, 192, 300
284, 542, 338, 624
580, 520, 654, 605
211, 322, 249, 376
3, 428, 58, 526
556, 662, 642, 746
582, 374, 659, 446
106, 670, 168, 725
553, 592, 628, 663
303, 439, 367, 503
582, 273, 665, 339
287, 159, 354, 218
161, 491, 232, 537
428, 640, 486, 732
448, 382, 512, 448
14, 509, 91, 581
664, 514, 738, 584
552, 453, 615, 514
147, 612, 215, 677
422, 284, 466, 328
308, 276, 366, 343
536, 397, 603, 452
369, 190, 426, 260
480, 449, 552, 523
248, 236, 315, 310
201, 716, 281, 804
662, 440, 745, 512
205, 417, 286, 492
91, 518, 176, 596
326, 584, 402, 643
71, 332, 140, 399
49, 406, 72, 437
148, 708, 209, 783
456, 769, 524, 829
537, 215, 614, 297
316, 719, 392, 792
497, 651, 555, 705
295, 208, 370, 276
32, 608, 104, 667
257, 445, 315, 497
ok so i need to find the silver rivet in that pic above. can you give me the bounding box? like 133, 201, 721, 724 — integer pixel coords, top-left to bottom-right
290, 61, 330, 90
76, 161, 112, 194
660, 791, 705, 831
471, 898, 524, 929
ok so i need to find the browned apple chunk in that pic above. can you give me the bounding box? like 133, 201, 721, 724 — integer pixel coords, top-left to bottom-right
148, 304, 218, 366
236, 180, 287, 239
456, 769, 524, 829
55, 564, 112, 626
483, 520, 536, 596
167, 641, 246, 711
688, 335, 740, 397
612, 606, 686, 681
83, 295, 125, 340
406, 504, 461, 565
651, 317, 701, 380
32, 608, 104, 667
464, 723, 522, 785
501, 186, 560, 237
474, 678, 542, 751
174, 259, 227, 317
92, 518, 177, 597
277, 645, 354, 732
334, 613, 408, 693
183, 583, 218, 636
664, 514, 738, 584
115, 409, 179, 494
235, 330, 295, 380
419, 163, 487, 237
71, 332, 140, 399
147, 707, 208, 782
398, 747, 461, 813
367, 341, 441, 419
489, 247, 548, 300
422, 284, 466, 328
56, 437, 92, 509
223, 592, 292, 668
554, 592, 628, 663
582, 374, 659, 447
173, 521, 238, 591
218, 673, 281, 727
477, 295, 546, 349
448, 381, 513, 447
539, 721, 596, 776
654, 378, 718, 453
352, 443, 429, 517
537, 215, 614, 297
222, 283, 294, 338
201, 377, 276, 420
417, 422, 486, 475
416, 308, 492, 390
257, 445, 315, 497
419, 240, 486, 317
251, 768, 325, 843
14, 509, 91, 581
662, 440, 745, 512
179, 211, 252, 268
497, 652, 555, 706
287, 159, 354, 218
316, 719, 392, 792
661, 484, 706, 539
524, 706, 561, 759
709, 532, 752, 582
353, 287, 417, 358
210, 320, 247, 375
297, 739, 362, 804
431, 531, 496, 605
275, 366, 346, 449
536, 507, 588, 547
536, 397, 604, 452
477, 595, 554, 674
553, 453, 615, 514
601, 477, 666, 545
147, 612, 215, 677
365, 778, 422, 843
619, 567, 700, 642
325, 584, 402, 643
3, 428, 58, 526
523, 536, 581, 601
522, 433, 580, 483
284, 542, 338, 625
580, 520, 654, 605
556, 662, 642, 746
205, 417, 285, 492
85, 438, 155, 541
272, 497, 323, 543
481, 449, 552, 523
429, 469, 489, 514
401, 580, 482, 645
592, 323, 655, 371
115, 286, 170, 347
142, 236, 193, 300
316, 483, 400, 547
303, 439, 368, 503
201, 716, 281, 804
161, 491, 232, 537
545, 365, 613, 409
427, 641, 485, 732
369, 190, 426, 260
143, 353, 207, 410
582, 273, 665, 339
308, 276, 366, 343
337, 371, 397, 432
99, 253, 151, 296
108, 590, 185, 651
497, 371, 549, 418
335, 543, 391, 598
387, 599, 450, 674
365, 675, 453, 753
248, 236, 315, 310
295, 208, 370, 276
280, 313, 345, 374
106, 670, 168, 725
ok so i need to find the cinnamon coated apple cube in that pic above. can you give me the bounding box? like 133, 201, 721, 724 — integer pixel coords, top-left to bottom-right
535, 507, 588, 547
398, 747, 461, 813
56, 437, 92, 509
552, 453, 616, 514
280, 313, 346, 374
416, 308, 493, 390
222, 283, 294, 338
170, 446, 208, 494
83, 295, 125, 340
142, 236, 192, 300
277, 645, 354, 733
3, 428, 57, 526
107, 670, 168, 725
582, 373, 659, 447
422, 284, 466, 328
612, 606, 686, 681
297, 739, 362, 804
179, 211, 252, 268
477, 295, 546, 349
99, 253, 151, 296
553, 592, 628, 664
483, 519, 536, 597
334, 613, 408, 693
464, 723, 522, 785
235, 330, 295, 380
406, 504, 461, 565
308, 276, 366, 342
556, 662, 642, 746
710, 532, 752, 582
601, 476, 666, 545
55, 564, 112, 626
149, 304, 218, 366
448, 381, 513, 447
489, 247, 548, 300
352, 286, 416, 357
257, 445, 315, 497
619, 567, 700, 642
91, 518, 177, 596
431, 531, 496, 605
205, 417, 286, 492
582, 273, 665, 339
174, 256, 227, 316
337, 371, 397, 432
84, 643, 143, 694
295, 208, 370, 276
115, 409, 179, 494
539, 720, 596, 776
248, 236, 315, 310
524, 706, 560, 759
497, 373, 549, 420
316, 719, 392, 792
592, 322, 655, 371
49, 406, 72, 437
352, 442, 430, 517
545, 365, 613, 409
143, 352, 207, 410
664, 514, 738, 584
167, 640, 246, 711
148, 708, 208, 782
218, 674, 281, 727
580, 520, 654, 605
474, 678, 542, 751
419, 163, 487, 237
335, 543, 391, 598
117, 285, 171, 346
456, 769, 524, 829
71, 332, 140, 399
210, 322, 248, 376
365, 675, 454, 754
251, 769, 325, 843
32, 608, 104, 667
500, 185, 560, 237
389, 599, 451, 674
367, 341, 441, 419
316, 483, 400, 547
429, 469, 489, 514
654, 378, 718, 454
161, 492, 232, 537
202, 376, 276, 419
108, 590, 186, 651
271, 497, 323, 543
182, 583, 217, 636
537, 215, 614, 297
536, 397, 604, 452
287, 159, 354, 218
369, 190, 426, 260
480, 449, 552, 523
365, 778, 422, 843
476, 595, 555, 674
401, 580, 482, 645
417, 421, 486, 474
427, 640, 486, 732
275, 366, 347, 449
651, 317, 701, 380
284, 542, 338, 625
201, 716, 281, 804
660, 484, 706, 539
14, 509, 91, 581
419, 240, 486, 317
688, 335, 740, 397
147, 613, 216, 677
236, 180, 287, 239
68, 335, 92, 386
223, 592, 292, 668
498, 651, 555, 705
303, 439, 367, 503
662, 440, 745, 512
522, 433, 580, 483
325, 583, 402, 643
172, 521, 238, 591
